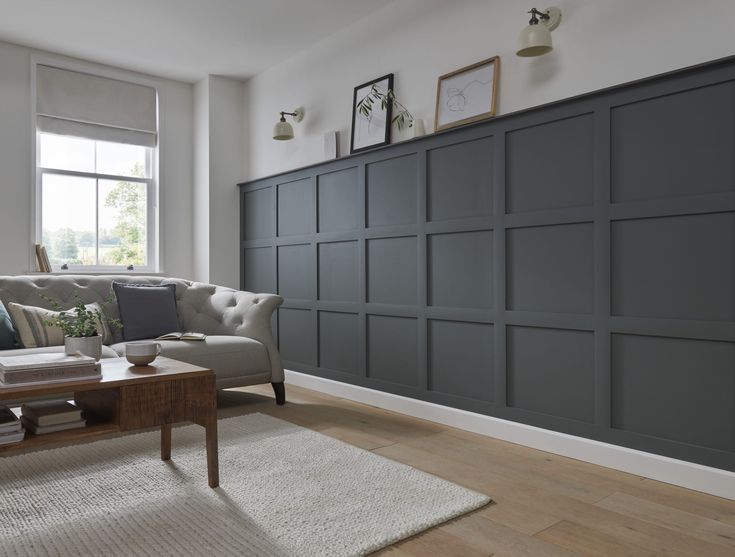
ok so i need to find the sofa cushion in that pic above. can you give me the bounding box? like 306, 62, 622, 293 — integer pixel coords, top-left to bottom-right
6, 302, 112, 348
0, 301, 16, 350
111, 335, 270, 380
113, 282, 179, 341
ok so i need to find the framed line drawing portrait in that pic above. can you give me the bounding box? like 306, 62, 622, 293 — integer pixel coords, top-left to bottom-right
350, 73, 394, 154
434, 57, 500, 132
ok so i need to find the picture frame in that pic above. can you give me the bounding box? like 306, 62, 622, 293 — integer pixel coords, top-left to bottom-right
350, 73, 394, 154
434, 56, 500, 132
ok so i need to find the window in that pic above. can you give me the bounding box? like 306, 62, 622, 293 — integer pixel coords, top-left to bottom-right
38, 134, 154, 269
34, 63, 158, 272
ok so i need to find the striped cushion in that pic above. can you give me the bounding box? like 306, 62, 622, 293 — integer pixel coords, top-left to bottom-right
6, 302, 112, 348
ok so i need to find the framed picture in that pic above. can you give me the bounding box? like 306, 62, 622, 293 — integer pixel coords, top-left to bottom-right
434, 56, 500, 132
350, 73, 393, 154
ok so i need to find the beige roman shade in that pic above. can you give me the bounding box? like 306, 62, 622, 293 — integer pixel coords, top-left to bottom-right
36, 65, 158, 147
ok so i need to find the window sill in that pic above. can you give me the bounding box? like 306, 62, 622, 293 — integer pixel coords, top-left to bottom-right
25, 271, 167, 276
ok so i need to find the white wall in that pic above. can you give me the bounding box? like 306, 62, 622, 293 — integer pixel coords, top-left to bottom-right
244, 0, 735, 180
192, 75, 245, 288
0, 39, 195, 279
0, 41, 32, 275
207, 76, 244, 289
192, 78, 210, 283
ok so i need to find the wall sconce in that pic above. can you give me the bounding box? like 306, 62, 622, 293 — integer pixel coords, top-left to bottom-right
516, 7, 562, 57
273, 107, 304, 140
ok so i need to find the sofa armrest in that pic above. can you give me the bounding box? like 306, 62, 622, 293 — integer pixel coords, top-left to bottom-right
177, 283, 284, 382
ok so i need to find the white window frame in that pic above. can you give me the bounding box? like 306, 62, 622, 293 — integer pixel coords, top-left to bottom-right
30, 54, 160, 274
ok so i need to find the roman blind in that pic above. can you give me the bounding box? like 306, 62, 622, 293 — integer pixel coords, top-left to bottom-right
36, 65, 158, 147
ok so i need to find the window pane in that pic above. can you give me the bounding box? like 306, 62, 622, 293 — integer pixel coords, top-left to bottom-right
42, 174, 97, 266
39, 133, 95, 173
99, 179, 147, 267
96, 141, 149, 178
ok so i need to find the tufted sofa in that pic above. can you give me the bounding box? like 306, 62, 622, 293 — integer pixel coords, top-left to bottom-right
0, 275, 286, 404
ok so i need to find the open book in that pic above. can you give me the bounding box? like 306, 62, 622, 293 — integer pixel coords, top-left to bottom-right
155, 332, 207, 341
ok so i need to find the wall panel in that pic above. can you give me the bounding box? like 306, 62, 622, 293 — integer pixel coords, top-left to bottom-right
428, 230, 493, 309
367, 315, 419, 387
506, 114, 594, 213
611, 82, 735, 203
318, 167, 359, 232
507, 223, 594, 314
427, 137, 494, 221
428, 319, 494, 402
241, 57, 735, 471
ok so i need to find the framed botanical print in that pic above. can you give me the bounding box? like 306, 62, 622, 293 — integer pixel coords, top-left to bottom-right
434, 57, 500, 132
350, 73, 394, 153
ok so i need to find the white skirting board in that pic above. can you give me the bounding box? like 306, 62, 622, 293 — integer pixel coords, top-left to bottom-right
284, 370, 735, 501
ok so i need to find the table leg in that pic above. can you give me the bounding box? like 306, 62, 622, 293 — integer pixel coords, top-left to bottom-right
205, 416, 219, 488
161, 423, 172, 461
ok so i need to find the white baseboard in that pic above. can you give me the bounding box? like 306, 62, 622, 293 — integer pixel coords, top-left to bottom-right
284, 369, 735, 501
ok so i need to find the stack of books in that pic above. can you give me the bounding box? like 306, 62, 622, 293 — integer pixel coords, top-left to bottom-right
0, 353, 101, 387
0, 405, 24, 446
20, 400, 86, 435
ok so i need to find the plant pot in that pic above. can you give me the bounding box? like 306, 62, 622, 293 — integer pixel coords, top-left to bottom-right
65, 335, 103, 361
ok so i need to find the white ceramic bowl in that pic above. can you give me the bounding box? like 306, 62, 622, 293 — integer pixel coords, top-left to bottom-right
125, 341, 161, 366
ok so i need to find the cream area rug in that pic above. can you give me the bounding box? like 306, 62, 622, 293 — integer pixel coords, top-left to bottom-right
0, 413, 490, 557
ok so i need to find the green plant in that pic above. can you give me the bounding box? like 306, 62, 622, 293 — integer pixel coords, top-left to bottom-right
41, 291, 120, 338
356, 85, 414, 131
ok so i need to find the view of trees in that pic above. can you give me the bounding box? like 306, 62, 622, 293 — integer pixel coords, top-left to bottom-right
101, 179, 146, 265
44, 162, 146, 267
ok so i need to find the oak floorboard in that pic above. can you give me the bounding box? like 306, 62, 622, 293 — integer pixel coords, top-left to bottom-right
373, 438, 733, 557
535, 520, 660, 557
440, 512, 579, 557
397, 431, 616, 503
49, 382, 723, 557
373, 522, 492, 557
446, 424, 735, 526
595, 491, 735, 550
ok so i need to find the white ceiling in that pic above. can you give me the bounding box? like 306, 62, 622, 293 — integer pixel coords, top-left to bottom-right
0, 0, 394, 82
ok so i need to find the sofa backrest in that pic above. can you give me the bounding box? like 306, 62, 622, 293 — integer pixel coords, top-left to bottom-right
0, 275, 189, 343
0, 274, 285, 382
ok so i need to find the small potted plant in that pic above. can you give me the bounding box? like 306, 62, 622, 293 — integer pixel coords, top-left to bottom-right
356, 85, 414, 132
41, 292, 119, 361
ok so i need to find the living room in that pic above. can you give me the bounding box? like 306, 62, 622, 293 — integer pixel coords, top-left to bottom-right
0, 1, 734, 555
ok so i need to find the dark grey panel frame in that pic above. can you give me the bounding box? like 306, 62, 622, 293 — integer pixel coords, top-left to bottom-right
241, 56, 735, 472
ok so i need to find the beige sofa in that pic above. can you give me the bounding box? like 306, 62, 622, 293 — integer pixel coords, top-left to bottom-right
0, 275, 286, 404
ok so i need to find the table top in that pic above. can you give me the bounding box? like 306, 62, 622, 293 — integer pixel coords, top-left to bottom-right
0, 356, 212, 399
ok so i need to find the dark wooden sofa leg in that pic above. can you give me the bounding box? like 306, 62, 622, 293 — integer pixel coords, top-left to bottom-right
271, 382, 286, 405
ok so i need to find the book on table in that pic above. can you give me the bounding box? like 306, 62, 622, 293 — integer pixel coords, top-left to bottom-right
155, 331, 207, 341
21, 400, 83, 427
0, 429, 24, 445
0, 353, 96, 371
0, 353, 100, 387
21, 417, 86, 435
0, 405, 24, 446
0, 405, 22, 432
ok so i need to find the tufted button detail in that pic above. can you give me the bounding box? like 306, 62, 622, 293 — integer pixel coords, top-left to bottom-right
253, 298, 259, 304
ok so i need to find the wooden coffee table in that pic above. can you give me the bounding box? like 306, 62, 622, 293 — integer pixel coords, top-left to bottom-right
0, 357, 219, 488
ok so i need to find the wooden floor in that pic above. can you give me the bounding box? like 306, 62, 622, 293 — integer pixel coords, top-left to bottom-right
219, 384, 735, 557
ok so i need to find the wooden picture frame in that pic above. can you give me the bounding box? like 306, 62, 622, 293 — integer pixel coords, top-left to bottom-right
434, 56, 500, 132
350, 73, 394, 154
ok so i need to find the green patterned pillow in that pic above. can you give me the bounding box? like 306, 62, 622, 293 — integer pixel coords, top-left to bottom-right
6, 302, 112, 348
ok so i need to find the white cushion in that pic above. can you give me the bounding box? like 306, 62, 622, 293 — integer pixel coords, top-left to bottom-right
111, 335, 270, 380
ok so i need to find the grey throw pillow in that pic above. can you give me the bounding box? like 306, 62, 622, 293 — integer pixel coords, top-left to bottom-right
113, 282, 179, 341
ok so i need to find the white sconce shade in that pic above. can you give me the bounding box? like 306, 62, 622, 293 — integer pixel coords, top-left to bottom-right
517, 7, 562, 58
273, 107, 304, 141
273, 120, 294, 140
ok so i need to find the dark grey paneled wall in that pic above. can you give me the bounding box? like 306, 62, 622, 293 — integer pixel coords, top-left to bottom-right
240, 57, 735, 471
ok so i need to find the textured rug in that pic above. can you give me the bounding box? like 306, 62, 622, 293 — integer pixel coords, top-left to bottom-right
0, 413, 490, 557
